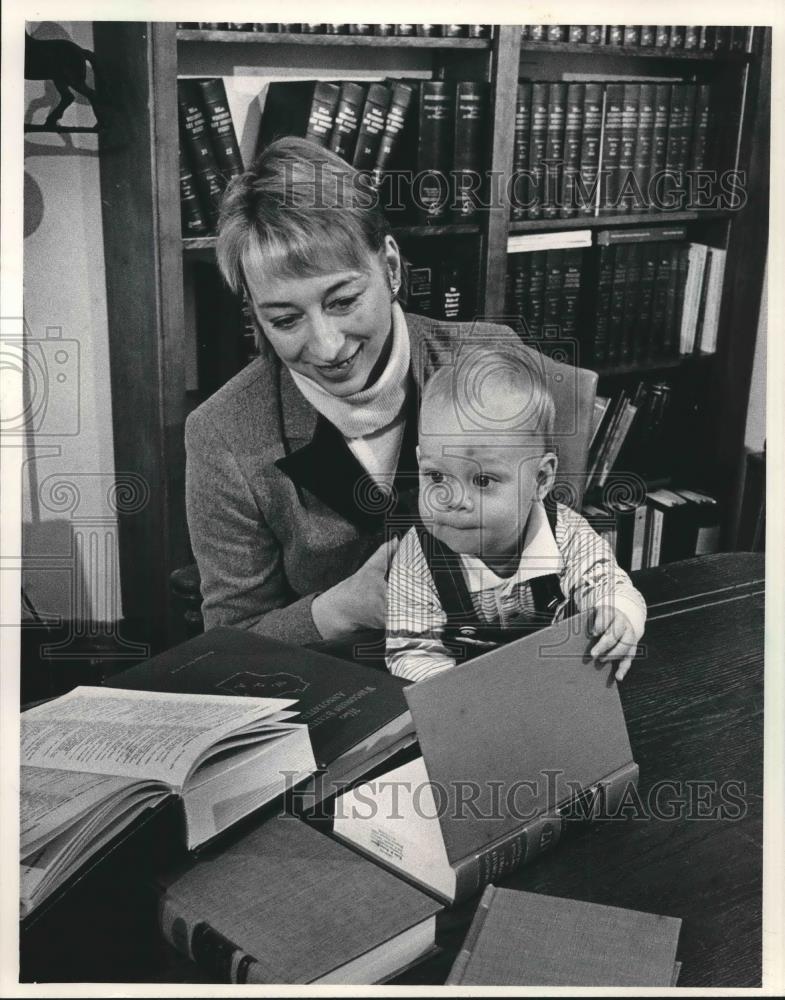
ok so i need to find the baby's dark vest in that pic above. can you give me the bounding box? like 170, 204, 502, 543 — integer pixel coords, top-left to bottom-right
415, 498, 574, 661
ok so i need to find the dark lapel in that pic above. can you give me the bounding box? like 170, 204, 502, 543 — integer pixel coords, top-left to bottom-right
275, 346, 421, 529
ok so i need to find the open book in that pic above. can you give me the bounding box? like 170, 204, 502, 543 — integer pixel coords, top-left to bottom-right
20, 686, 315, 918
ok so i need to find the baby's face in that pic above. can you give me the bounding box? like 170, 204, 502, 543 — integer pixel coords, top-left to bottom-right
417, 431, 552, 563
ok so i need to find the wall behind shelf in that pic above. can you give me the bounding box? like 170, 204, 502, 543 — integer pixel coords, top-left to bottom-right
22, 21, 121, 624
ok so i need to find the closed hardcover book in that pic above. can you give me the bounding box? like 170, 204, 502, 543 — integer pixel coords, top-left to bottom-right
404, 261, 433, 316
664, 84, 687, 177
592, 243, 615, 364
635, 244, 660, 361
511, 83, 532, 220
559, 249, 583, 339
527, 81, 549, 219
328, 82, 366, 161
257, 81, 341, 150
446, 885, 682, 986
599, 83, 625, 214
578, 82, 603, 215
676, 84, 698, 174
527, 250, 547, 337
619, 242, 642, 363
663, 244, 688, 357
178, 143, 209, 235
560, 83, 585, 218
196, 78, 244, 183
416, 81, 454, 223
616, 82, 640, 214
371, 80, 416, 186
689, 84, 712, 172
105, 627, 415, 808
453, 81, 489, 220
646, 488, 694, 564
675, 489, 721, 554
334, 616, 639, 905
158, 816, 441, 984
606, 243, 629, 365
178, 80, 225, 227
695, 246, 726, 354
543, 82, 568, 218
352, 83, 392, 171
632, 82, 655, 213
648, 83, 672, 184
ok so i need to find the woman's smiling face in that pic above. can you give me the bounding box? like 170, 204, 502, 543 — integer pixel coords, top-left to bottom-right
244, 237, 401, 397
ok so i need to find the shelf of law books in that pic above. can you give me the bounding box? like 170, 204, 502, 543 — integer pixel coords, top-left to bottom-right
95, 22, 769, 643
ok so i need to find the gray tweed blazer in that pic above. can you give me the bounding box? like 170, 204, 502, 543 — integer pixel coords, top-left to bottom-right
184, 312, 592, 644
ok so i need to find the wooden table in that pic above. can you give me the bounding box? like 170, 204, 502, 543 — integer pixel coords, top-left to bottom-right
20, 554, 765, 986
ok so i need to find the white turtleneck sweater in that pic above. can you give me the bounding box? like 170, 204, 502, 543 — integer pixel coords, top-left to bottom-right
290, 302, 412, 489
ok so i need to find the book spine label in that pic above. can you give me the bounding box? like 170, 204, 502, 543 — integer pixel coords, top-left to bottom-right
372, 81, 414, 185
197, 78, 244, 182
618, 83, 640, 213
416, 82, 454, 222
328, 83, 365, 161
527, 82, 549, 219
452, 812, 563, 903
599, 84, 624, 214
578, 83, 603, 216
560, 83, 584, 218
453, 82, 488, 220
543, 82, 567, 218
633, 83, 655, 213
511, 83, 532, 220
304, 83, 341, 146
178, 144, 209, 235
592, 244, 615, 364
352, 84, 391, 171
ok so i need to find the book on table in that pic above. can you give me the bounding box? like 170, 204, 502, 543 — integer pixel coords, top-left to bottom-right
445, 885, 682, 986
104, 625, 416, 809
20, 686, 315, 918
332, 613, 639, 904
157, 813, 442, 984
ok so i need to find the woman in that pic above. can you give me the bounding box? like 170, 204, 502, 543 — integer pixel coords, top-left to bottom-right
185, 137, 584, 644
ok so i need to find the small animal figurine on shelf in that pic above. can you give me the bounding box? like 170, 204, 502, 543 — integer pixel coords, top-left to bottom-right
25, 30, 103, 128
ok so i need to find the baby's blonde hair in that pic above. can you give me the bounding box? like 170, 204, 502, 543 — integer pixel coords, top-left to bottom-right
420, 346, 556, 453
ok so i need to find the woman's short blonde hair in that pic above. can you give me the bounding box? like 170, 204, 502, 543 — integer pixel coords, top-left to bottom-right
216, 137, 392, 294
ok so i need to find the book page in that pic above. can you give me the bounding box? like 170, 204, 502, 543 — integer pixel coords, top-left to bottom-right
21, 687, 296, 788
20, 765, 138, 854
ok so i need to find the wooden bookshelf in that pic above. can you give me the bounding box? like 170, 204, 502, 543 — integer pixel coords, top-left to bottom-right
95, 23, 770, 648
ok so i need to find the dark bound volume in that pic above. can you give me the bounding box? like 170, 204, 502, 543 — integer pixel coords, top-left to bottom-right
632, 83, 655, 213
623, 25, 641, 46
433, 262, 464, 321
404, 261, 433, 316
664, 84, 687, 177
617, 83, 640, 213
416, 81, 455, 223
511, 83, 532, 221
177, 79, 224, 227
352, 83, 391, 170
371, 80, 416, 187
527, 250, 547, 339
257, 81, 341, 151
578, 82, 603, 215
559, 249, 583, 341
608, 25, 624, 45
334, 616, 639, 905
640, 25, 656, 46
453, 81, 489, 220
599, 83, 624, 214
568, 25, 586, 43
196, 78, 244, 184
684, 25, 700, 49
106, 626, 416, 807
635, 244, 660, 361
607, 243, 629, 365
543, 82, 567, 218
669, 25, 685, 49
592, 244, 615, 364
543, 250, 565, 338
689, 84, 712, 172
158, 816, 441, 984
662, 244, 687, 357
649, 83, 671, 187
560, 83, 584, 218
178, 143, 209, 235
676, 84, 698, 175
527, 81, 549, 219
655, 25, 671, 47
328, 82, 366, 161
446, 886, 682, 986
620, 242, 642, 363
586, 25, 604, 44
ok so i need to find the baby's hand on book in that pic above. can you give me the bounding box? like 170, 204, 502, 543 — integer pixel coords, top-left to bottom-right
590, 605, 640, 682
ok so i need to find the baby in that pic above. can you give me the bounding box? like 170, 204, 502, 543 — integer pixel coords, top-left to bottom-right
386, 346, 646, 682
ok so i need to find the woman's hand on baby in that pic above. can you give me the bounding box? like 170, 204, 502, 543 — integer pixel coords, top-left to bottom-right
590, 604, 640, 681
311, 537, 399, 639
